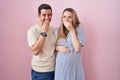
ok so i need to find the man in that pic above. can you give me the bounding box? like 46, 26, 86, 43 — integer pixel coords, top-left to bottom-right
27, 4, 56, 80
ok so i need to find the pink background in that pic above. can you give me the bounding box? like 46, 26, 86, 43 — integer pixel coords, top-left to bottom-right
0, 0, 120, 80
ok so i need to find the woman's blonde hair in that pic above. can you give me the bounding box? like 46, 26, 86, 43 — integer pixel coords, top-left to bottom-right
57, 8, 80, 40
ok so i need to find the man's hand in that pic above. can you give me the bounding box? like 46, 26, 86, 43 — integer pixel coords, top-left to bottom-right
41, 19, 50, 32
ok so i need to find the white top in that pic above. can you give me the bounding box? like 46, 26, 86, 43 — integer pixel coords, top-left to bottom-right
27, 24, 56, 72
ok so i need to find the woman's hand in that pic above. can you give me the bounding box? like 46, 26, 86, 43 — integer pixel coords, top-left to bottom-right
63, 21, 74, 31
56, 46, 70, 53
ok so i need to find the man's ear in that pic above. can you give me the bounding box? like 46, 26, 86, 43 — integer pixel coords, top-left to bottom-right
37, 13, 40, 17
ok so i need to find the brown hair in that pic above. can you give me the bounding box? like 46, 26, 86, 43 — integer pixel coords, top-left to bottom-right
57, 8, 80, 40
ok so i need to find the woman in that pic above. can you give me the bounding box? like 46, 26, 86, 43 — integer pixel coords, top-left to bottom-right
55, 8, 85, 80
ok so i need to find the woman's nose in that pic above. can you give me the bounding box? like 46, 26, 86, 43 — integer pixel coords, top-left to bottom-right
66, 17, 69, 21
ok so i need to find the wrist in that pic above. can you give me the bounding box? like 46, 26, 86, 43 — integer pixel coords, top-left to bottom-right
40, 32, 47, 37
70, 29, 75, 33
41, 29, 48, 33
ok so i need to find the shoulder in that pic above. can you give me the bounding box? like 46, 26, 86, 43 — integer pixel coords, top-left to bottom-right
49, 26, 55, 31
27, 24, 39, 33
76, 24, 83, 29
49, 26, 59, 32
76, 24, 84, 31
55, 27, 59, 33
54, 27, 59, 36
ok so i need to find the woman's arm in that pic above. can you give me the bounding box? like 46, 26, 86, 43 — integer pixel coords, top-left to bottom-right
64, 22, 82, 52
55, 46, 70, 53
70, 30, 82, 52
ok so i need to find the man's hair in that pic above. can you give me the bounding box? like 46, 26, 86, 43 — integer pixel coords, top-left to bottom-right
38, 4, 52, 14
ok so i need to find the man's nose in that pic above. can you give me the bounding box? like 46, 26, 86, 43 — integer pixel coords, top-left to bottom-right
45, 15, 49, 19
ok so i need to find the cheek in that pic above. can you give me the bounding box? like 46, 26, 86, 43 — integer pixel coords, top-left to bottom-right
62, 17, 65, 20
48, 16, 52, 20
39, 16, 44, 20
41, 16, 45, 20
68, 19, 73, 23
47, 17, 52, 21
39, 16, 45, 21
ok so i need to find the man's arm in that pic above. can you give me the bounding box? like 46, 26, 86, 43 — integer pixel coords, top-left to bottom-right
30, 35, 46, 55
29, 20, 50, 55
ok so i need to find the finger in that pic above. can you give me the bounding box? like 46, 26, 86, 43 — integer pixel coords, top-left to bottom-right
45, 20, 50, 25
64, 46, 69, 48
66, 48, 71, 52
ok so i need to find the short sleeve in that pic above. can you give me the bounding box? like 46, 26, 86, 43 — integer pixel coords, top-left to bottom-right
54, 28, 59, 37
76, 25, 85, 47
27, 27, 37, 47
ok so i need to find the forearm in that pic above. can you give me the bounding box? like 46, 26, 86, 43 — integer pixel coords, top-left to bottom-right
70, 30, 81, 52
55, 46, 70, 53
30, 36, 46, 55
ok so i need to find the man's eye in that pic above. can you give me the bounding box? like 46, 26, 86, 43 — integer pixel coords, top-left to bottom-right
42, 14, 52, 16
48, 14, 52, 16
42, 14, 46, 16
